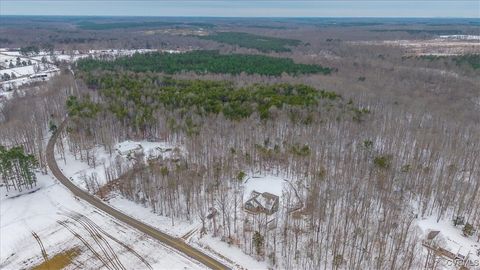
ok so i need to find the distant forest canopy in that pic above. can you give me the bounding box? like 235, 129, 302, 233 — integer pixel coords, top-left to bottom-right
77, 21, 215, 30
199, 32, 301, 52
76, 50, 333, 76
71, 73, 368, 135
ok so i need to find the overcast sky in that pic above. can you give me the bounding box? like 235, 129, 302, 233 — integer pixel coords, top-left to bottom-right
1, 0, 479, 18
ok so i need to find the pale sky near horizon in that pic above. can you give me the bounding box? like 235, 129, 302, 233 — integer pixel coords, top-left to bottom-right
0, 0, 479, 18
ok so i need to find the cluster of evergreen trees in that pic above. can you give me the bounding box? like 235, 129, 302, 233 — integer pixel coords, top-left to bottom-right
453, 54, 480, 70
19, 45, 40, 56
0, 145, 37, 192
76, 50, 333, 76
66, 95, 101, 119
199, 32, 301, 52
70, 72, 347, 135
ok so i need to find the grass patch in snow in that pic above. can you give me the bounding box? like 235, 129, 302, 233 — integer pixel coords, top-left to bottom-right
31, 247, 81, 270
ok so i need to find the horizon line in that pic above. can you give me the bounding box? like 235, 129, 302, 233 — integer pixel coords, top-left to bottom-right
1, 15, 479, 19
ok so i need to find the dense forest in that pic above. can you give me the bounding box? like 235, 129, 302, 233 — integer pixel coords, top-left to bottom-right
76, 50, 333, 76
55, 54, 479, 269
72, 72, 355, 136
199, 32, 301, 52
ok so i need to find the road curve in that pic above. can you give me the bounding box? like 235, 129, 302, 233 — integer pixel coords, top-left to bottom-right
46, 119, 231, 270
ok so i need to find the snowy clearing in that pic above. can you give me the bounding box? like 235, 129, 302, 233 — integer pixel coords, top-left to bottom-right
0, 172, 206, 270
439, 35, 480, 41
417, 216, 480, 268
242, 175, 286, 203
349, 39, 480, 56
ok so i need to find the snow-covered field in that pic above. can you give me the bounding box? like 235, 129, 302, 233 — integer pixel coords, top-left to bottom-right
2, 65, 35, 76
0, 172, 206, 269
439, 35, 480, 41
350, 38, 480, 56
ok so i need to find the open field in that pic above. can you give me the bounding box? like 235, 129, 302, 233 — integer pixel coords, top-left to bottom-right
350, 36, 480, 56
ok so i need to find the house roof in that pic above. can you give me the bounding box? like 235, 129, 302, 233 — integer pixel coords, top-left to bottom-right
245, 191, 279, 213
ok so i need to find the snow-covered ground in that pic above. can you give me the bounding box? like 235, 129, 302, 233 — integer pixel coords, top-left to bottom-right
349, 39, 480, 56
0, 69, 59, 91
56, 139, 181, 190
0, 50, 60, 92
53, 136, 480, 270
55, 139, 268, 269
106, 191, 267, 269
5, 133, 476, 270
439, 35, 480, 41
417, 216, 480, 269
0, 172, 206, 269
243, 175, 286, 203
2, 65, 35, 76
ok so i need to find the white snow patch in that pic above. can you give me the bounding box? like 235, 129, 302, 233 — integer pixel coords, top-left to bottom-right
4, 65, 35, 77
192, 235, 269, 270
439, 35, 480, 41
107, 192, 197, 237
115, 140, 178, 160
417, 216, 480, 265
243, 175, 286, 203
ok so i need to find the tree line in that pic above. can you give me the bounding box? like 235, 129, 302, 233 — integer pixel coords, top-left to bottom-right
199, 32, 301, 52
416, 54, 480, 70
76, 50, 333, 76
68, 71, 368, 139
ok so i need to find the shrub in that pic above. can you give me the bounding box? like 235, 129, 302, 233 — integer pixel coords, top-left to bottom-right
290, 144, 311, 157
453, 216, 465, 226
463, 223, 475, 237
363, 140, 373, 149
253, 231, 265, 256
374, 155, 391, 169
236, 171, 246, 182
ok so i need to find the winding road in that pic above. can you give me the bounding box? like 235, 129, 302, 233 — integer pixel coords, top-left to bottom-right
46, 119, 230, 270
